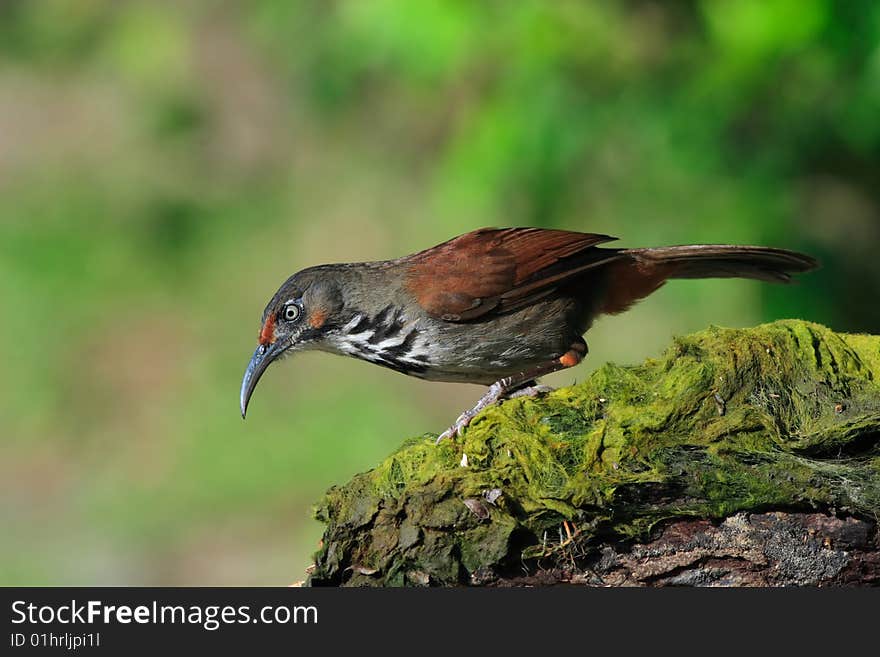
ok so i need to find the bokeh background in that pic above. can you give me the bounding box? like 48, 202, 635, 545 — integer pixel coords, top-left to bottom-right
1, 0, 878, 585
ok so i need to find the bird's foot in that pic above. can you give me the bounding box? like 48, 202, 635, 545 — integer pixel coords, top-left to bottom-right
436, 381, 507, 444
506, 384, 554, 400
436, 409, 478, 443
437, 384, 554, 442
435, 345, 584, 444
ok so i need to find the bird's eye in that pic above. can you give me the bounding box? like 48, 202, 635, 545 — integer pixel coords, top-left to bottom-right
282, 304, 301, 322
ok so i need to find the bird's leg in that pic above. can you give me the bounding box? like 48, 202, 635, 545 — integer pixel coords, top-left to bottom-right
437, 339, 587, 443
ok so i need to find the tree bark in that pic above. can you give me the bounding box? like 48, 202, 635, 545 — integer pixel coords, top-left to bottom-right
307, 321, 880, 586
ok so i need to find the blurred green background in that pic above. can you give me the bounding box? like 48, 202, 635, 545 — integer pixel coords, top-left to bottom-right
1, 0, 878, 584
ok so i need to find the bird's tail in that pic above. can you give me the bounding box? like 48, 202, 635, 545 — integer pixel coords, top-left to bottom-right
626, 244, 818, 283
599, 244, 818, 315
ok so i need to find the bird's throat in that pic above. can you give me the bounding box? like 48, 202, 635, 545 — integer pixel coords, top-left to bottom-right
324, 306, 431, 376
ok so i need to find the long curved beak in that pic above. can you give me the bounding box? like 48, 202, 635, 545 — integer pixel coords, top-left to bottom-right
240, 342, 285, 419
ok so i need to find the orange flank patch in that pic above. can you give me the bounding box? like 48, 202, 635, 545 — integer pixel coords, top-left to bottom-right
259, 314, 276, 345
559, 351, 581, 368
308, 309, 327, 329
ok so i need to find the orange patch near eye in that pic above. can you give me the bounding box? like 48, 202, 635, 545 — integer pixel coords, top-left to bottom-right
259, 315, 276, 345
559, 351, 581, 368
309, 309, 327, 329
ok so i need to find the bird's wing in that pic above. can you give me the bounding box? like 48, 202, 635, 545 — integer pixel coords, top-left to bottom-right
404, 227, 620, 321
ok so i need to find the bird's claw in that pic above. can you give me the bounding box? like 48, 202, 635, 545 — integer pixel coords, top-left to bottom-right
435, 428, 455, 444
436, 410, 476, 444
435, 379, 520, 444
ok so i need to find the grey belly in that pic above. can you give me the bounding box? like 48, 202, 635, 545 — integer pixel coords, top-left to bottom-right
414, 296, 585, 385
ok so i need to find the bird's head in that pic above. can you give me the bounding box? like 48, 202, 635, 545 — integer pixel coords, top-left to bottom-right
240, 267, 343, 418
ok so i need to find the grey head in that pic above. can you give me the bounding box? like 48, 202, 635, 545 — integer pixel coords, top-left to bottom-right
239, 266, 347, 418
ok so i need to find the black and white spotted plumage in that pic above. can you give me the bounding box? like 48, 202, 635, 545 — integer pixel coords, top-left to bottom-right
324, 305, 431, 376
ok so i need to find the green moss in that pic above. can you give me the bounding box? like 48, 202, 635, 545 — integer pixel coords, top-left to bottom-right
309, 321, 880, 586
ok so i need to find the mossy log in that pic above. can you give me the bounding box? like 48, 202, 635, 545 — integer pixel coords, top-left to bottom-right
308, 320, 880, 586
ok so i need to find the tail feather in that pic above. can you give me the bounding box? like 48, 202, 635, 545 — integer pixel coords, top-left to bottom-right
626, 244, 819, 283
599, 244, 818, 315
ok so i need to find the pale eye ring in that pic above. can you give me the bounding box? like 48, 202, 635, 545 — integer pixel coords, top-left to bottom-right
282, 304, 301, 322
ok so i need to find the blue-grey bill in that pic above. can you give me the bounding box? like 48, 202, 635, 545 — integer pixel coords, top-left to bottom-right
240, 343, 280, 419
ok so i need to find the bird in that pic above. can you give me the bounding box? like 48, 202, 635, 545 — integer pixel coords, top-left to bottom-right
240, 227, 817, 441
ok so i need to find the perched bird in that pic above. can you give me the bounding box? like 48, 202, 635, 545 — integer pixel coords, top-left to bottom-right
240, 227, 817, 440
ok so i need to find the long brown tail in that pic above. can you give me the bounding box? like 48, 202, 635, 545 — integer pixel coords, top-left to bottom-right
627, 244, 818, 283
600, 244, 818, 314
